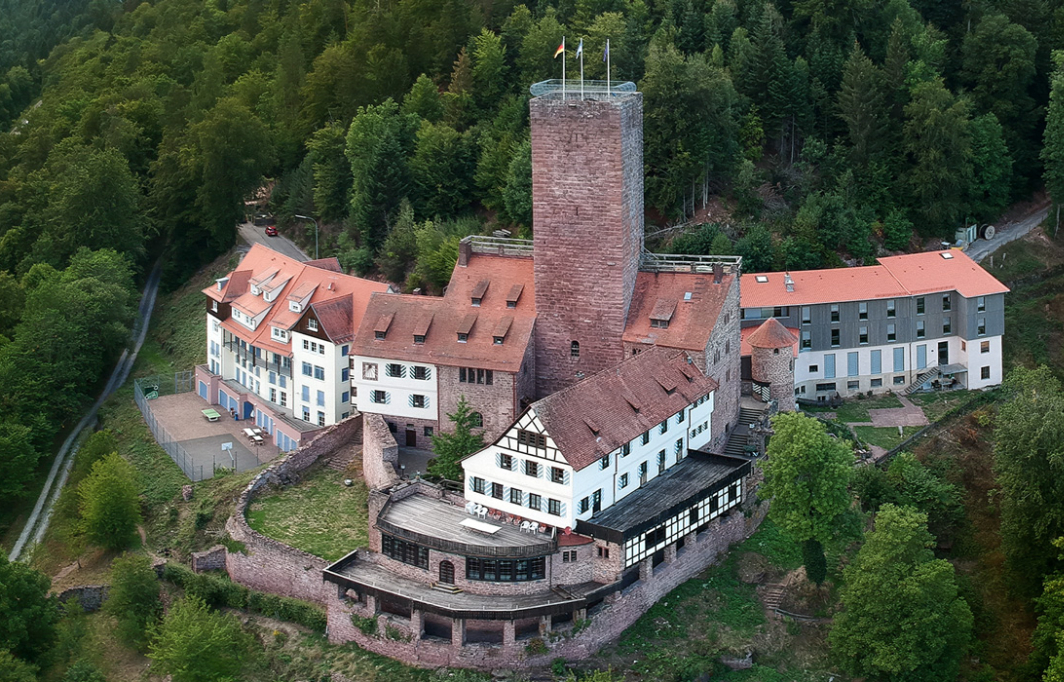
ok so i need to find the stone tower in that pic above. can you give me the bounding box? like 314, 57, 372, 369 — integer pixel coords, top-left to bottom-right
747, 318, 798, 412
530, 89, 644, 398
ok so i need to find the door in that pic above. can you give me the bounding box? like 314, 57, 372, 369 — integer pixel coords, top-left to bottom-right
439, 561, 455, 585
938, 341, 949, 366
198, 381, 208, 400
917, 345, 927, 370
406, 428, 417, 447
243, 401, 254, 420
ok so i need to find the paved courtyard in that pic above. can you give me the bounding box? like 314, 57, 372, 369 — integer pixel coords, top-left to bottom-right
146, 392, 281, 480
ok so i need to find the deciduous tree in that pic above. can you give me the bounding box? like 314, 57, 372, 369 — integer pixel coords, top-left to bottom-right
148, 595, 251, 682
0, 555, 58, 664
79, 452, 141, 551
104, 553, 161, 648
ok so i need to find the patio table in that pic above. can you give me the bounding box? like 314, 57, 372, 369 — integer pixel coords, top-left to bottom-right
202, 409, 221, 422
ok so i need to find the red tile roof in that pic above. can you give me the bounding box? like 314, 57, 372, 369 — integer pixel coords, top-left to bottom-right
878, 250, 1010, 298
203, 243, 388, 355
304, 257, 343, 272
746, 318, 798, 349
350, 253, 536, 372
530, 347, 718, 471
741, 325, 799, 357
623, 272, 734, 351
741, 250, 1009, 307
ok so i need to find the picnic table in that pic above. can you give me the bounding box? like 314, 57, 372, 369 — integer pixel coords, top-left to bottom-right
242, 427, 256, 439
202, 408, 221, 422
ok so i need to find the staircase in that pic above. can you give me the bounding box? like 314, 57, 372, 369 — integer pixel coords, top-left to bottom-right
431, 582, 463, 594
723, 403, 770, 458
761, 582, 786, 611
901, 367, 941, 395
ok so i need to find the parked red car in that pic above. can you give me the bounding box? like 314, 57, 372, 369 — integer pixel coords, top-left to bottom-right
264, 225, 278, 237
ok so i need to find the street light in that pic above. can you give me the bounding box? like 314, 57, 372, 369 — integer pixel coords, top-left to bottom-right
294, 214, 319, 260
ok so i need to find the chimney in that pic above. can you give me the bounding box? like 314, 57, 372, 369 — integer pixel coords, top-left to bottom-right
713, 263, 723, 284
458, 237, 473, 267
785, 273, 794, 293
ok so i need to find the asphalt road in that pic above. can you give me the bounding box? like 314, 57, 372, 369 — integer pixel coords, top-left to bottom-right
237, 221, 310, 262
965, 204, 1050, 263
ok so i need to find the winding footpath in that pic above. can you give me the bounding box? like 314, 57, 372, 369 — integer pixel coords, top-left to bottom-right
8, 259, 163, 562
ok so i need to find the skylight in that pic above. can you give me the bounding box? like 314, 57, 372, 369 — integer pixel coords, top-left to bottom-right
755, 275, 769, 283
941, 252, 954, 259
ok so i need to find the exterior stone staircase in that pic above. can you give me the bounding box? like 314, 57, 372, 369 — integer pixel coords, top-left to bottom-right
431, 582, 463, 594
723, 403, 771, 458
901, 367, 941, 395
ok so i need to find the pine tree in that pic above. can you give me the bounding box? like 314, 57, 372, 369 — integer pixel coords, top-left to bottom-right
836, 42, 888, 168
429, 396, 486, 482
1044, 51, 1064, 233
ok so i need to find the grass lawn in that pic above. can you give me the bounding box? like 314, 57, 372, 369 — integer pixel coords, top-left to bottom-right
246, 463, 368, 562
853, 425, 922, 450
804, 393, 903, 424
908, 391, 970, 422
982, 226, 1064, 283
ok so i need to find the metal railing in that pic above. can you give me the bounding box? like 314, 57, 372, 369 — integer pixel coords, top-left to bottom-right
530, 79, 638, 99
640, 251, 743, 274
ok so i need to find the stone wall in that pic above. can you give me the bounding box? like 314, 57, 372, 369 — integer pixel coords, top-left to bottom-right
54, 585, 109, 613
752, 346, 796, 412
703, 276, 742, 453
325, 498, 767, 669
220, 414, 364, 604
436, 365, 518, 446
363, 413, 400, 489
191, 545, 227, 572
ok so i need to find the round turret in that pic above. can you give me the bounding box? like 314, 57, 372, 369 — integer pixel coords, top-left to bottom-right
747, 318, 798, 411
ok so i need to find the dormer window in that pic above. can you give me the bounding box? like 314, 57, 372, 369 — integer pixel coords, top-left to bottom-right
413, 335, 426, 344
375, 331, 386, 340
649, 298, 676, 330
271, 327, 289, 342
289, 301, 302, 313
471, 297, 482, 307
457, 332, 469, 343
373, 312, 394, 341
650, 319, 669, 329
492, 316, 512, 346
307, 318, 318, 332
457, 313, 476, 343
212, 300, 218, 312
493, 336, 504, 345
506, 284, 524, 309
471, 279, 489, 307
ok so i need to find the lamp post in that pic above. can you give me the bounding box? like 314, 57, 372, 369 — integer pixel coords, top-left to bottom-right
294, 214, 319, 260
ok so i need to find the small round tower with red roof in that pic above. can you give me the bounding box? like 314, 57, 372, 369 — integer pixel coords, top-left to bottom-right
747, 318, 798, 412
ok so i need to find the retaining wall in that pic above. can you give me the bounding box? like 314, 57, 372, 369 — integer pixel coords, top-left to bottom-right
362, 413, 400, 489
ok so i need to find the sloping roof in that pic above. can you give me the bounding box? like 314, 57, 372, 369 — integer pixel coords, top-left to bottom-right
350, 253, 536, 372
742, 250, 1009, 307
623, 271, 734, 351
203, 243, 389, 355
741, 325, 799, 357
312, 296, 355, 344
746, 318, 798, 349
878, 250, 1010, 298
304, 257, 343, 272
529, 347, 718, 471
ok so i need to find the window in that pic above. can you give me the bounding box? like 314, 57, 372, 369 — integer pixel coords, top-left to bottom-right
524, 460, 540, 477
650, 318, 669, 329
279, 392, 287, 407
942, 294, 951, 312
316, 390, 325, 406
457, 332, 468, 343
830, 304, 840, 322
471, 296, 482, 307
302, 362, 313, 376
916, 320, 925, 338
871, 378, 883, 387
657, 449, 666, 473
371, 390, 389, 404
548, 499, 561, 516
809, 364, 818, 373
571, 341, 580, 358
801, 306, 811, 324
825, 353, 836, 378
978, 318, 986, 336
674, 438, 684, 456
493, 336, 505, 345
313, 365, 325, 380
412, 366, 430, 380
562, 551, 577, 563
638, 461, 648, 482
887, 323, 896, 342
317, 411, 325, 426
981, 340, 990, 354
598, 546, 610, 559
341, 367, 350, 382
859, 302, 868, 320
301, 386, 310, 402
831, 329, 840, 347
943, 318, 951, 335
600, 454, 610, 470
302, 407, 311, 422
413, 334, 425, 344
894, 347, 905, 372
659, 420, 668, 435
622, 442, 631, 457
509, 488, 524, 505
893, 375, 906, 385
644, 527, 666, 551
579, 497, 590, 514
847, 352, 858, 377
466, 557, 546, 582
551, 466, 565, 483
517, 430, 546, 449
619, 473, 629, 489
307, 318, 318, 332
381, 535, 428, 569
528, 493, 541, 510
800, 330, 811, 351
592, 489, 601, 512
887, 299, 896, 317
847, 380, 860, 391
500, 454, 513, 470
470, 412, 483, 427
386, 363, 404, 378
341, 390, 351, 403
424, 426, 433, 437
917, 297, 925, 315
871, 349, 882, 375
459, 368, 493, 384
978, 296, 986, 312
677, 411, 685, 423
212, 300, 219, 312
375, 330, 386, 340
816, 382, 837, 392
981, 366, 991, 380
491, 482, 504, 500
471, 477, 486, 494
641, 431, 650, 445
859, 326, 868, 345
341, 344, 349, 356
411, 394, 426, 408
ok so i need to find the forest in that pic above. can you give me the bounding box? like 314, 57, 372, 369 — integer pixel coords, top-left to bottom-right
3, 0, 1064, 678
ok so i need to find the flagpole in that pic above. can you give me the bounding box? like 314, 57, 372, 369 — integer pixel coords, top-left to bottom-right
580, 43, 584, 99
606, 39, 611, 94
561, 37, 566, 100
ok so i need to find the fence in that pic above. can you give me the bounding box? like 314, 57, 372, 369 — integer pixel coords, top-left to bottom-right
134, 372, 252, 482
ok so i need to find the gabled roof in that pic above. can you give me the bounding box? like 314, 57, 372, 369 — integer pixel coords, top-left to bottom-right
623, 271, 734, 351
350, 253, 536, 371
742, 250, 1009, 307
203, 243, 389, 356
746, 318, 798, 349
528, 347, 718, 471
304, 257, 343, 273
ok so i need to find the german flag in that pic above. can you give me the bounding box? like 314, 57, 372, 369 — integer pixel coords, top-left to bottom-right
554, 38, 564, 58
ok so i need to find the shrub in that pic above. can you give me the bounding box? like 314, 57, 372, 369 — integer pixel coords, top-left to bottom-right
351, 614, 378, 636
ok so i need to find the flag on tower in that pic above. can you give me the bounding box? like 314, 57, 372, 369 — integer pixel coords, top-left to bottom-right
603, 40, 609, 61
576, 39, 583, 58
554, 39, 565, 58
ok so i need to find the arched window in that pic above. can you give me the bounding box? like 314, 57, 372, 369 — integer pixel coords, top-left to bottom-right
470, 411, 483, 428
570, 341, 580, 358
